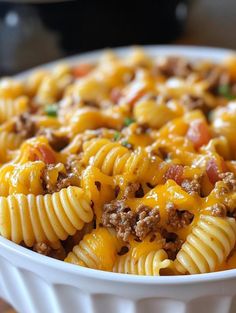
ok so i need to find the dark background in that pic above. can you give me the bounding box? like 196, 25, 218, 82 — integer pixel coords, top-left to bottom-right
0, 0, 188, 75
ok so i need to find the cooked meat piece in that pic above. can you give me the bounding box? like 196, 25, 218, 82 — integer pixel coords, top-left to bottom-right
204, 66, 230, 92
210, 203, 227, 217
39, 129, 69, 151
33, 242, 66, 260
13, 113, 36, 138
41, 163, 80, 193
56, 172, 80, 190
33, 242, 51, 256
123, 182, 144, 198
156, 57, 192, 78
181, 178, 201, 196
102, 201, 160, 241
219, 172, 236, 192
161, 228, 183, 260
102, 200, 135, 241
134, 205, 160, 240
162, 237, 183, 260
166, 202, 194, 230
65, 154, 83, 176
181, 95, 210, 114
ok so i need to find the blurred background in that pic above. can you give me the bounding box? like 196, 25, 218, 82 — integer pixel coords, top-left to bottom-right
0, 0, 235, 311
0, 0, 235, 76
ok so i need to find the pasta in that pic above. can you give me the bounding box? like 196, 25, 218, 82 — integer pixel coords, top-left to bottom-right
82, 138, 165, 185
0, 186, 93, 247
65, 228, 121, 271
0, 131, 23, 162
1, 48, 236, 275
113, 249, 176, 275
174, 215, 236, 274
0, 96, 28, 123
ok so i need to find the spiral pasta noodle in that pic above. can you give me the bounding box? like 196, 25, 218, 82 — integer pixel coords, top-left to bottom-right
65, 228, 121, 271
113, 249, 175, 275
0, 131, 23, 162
82, 138, 163, 184
0, 186, 93, 247
0, 96, 28, 124
0, 161, 45, 196
174, 215, 236, 274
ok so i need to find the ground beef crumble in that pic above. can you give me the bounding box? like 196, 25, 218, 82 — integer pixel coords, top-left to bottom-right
181, 95, 210, 114
134, 205, 160, 240
123, 182, 144, 199
181, 178, 201, 196
161, 229, 183, 260
166, 202, 194, 230
204, 66, 230, 92
33, 242, 51, 256
219, 172, 236, 192
210, 203, 227, 217
41, 163, 80, 193
38, 129, 69, 151
33, 242, 66, 260
102, 200, 160, 241
156, 57, 192, 78
13, 113, 36, 138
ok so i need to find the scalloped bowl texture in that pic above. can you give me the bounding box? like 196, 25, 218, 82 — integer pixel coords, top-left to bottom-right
1, 46, 236, 313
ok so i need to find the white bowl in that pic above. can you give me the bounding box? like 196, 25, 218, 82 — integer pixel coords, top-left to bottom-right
1, 45, 236, 313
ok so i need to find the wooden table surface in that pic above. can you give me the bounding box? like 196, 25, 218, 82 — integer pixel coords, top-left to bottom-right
0, 0, 235, 312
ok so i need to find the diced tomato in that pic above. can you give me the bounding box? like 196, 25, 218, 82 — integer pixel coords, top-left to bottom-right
186, 120, 211, 150
29, 144, 56, 164
72, 63, 93, 78
165, 164, 184, 185
37, 144, 56, 164
206, 158, 227, 185
110, 87, 123, 103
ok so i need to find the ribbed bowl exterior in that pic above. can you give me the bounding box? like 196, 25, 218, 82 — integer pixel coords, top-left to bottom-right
1, 229, 236, 313
1, 46, 236, 313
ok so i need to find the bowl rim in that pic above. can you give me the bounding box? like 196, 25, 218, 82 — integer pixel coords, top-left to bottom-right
2, 44, 236, 285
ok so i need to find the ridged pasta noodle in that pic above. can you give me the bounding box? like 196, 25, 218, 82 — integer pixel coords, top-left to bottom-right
0, 96, 28, 124
0, 78, 24, 99
82, 138, 164, 184
0, 186, 93, 247
0, 131, 23, 162
0, 161, 45, 196
113, 249, 175, 275
174, 215, 236, 274
65, 228, 121, 271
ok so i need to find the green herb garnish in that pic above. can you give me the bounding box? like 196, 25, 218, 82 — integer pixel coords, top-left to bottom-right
45, 104, 58, 117
124, 117, 135, 127
121, 140, 132, 149
113, 131, 121, 141
218, 84, 236, 100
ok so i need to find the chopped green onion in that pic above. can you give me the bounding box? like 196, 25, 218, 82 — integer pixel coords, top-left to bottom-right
121, 140, 132, 149
218, 84, 236, 100
45, 104, 58, 117
124, 117, 135, 127
113, 131, 121, 141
